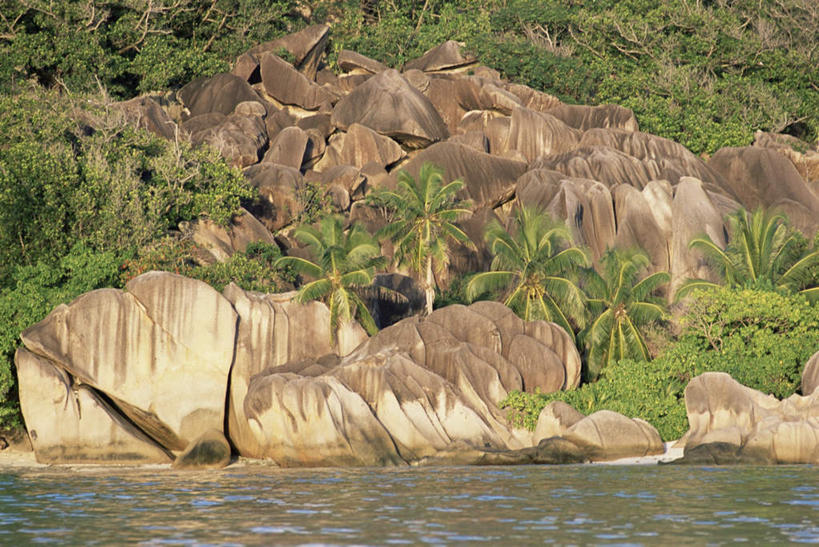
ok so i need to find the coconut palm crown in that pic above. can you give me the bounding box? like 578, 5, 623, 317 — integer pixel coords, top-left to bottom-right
465, 207, 588, 339
376, 162, 473, 315
676, 207, 819, 302
275, 215, 384, 341
580, 248, 670, 380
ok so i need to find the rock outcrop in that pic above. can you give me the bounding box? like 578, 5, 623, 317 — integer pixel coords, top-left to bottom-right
678, 372, 819, 465
803, 351, 819, 396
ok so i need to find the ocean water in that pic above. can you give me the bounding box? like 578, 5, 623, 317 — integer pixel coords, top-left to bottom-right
0, 463, 817, 545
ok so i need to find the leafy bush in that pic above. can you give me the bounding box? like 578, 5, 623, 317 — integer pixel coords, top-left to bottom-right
0, 243, 121, 430
502, 287, 819, 441
0, 86, 254, 285
0, 84, 255, 428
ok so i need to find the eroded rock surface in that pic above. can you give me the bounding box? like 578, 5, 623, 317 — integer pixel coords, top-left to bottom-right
679, 372, 819, 464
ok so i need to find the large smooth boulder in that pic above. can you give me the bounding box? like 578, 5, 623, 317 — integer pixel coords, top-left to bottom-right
21, 272, 237, 451
669, 177, 726, 295
331, 69, 449, 148
172, 429, 232, 470
580, 129, 722, 187
243, 163, 304, 231
506, 107, 580, 162
516, 169, 616, 262
613, 184, 671, 274
189, 112, 267, 168
392, 142, 527, 208
117, 96, 177, 140
16, 348, 172, 464
248, 24, 330, 81
680, 372, 819, 464
223, 285, 366, 457
534, 401, 585, 443
707, 146, 819, 235
259, 53, 333, 110
182, 208, 275, 264
404, 40, 476, 73
316, 123, 405, 171
179, 73, 263, 119
331, 350, 506, 460
531, 146, 660, 190
262, 125, 309, 168
562, 410, 665, 461
242, 370, 404, 466
338, 49, 388, 74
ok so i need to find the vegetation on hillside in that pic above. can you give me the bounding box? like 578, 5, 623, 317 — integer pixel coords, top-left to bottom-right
2, 1, 816, 154
503, 287, 819, 441
1, 1, 818, 436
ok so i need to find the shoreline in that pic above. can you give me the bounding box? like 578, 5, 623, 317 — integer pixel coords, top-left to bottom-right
0, 442, 685, 471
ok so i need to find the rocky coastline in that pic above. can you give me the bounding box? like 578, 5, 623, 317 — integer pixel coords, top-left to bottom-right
4, 27, 819, 469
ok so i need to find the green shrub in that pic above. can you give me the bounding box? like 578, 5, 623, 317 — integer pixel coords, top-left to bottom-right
502, 287, 819, 441
0, 243, 121, 430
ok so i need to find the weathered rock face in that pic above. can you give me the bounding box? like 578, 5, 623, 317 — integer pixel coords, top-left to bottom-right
679, 372, 819, 464
669, 177, 727, 295
546, 104, 639, 132
259, 53, 333, 111
707, 146, 819, 235
316, 123, 405, 171
222, 284, 367, 458
393, 142, 527, 208
20, 272, 237, 452
506, 106, 580, 162
248, 24, 330, 81
331, 69, 449, 148
804, 351, 819, 396
16, 348, 172, 464
403, 40, 476, 73
243, 371, 404, 467
533, 401, 585, 443
179, 73, 263, 119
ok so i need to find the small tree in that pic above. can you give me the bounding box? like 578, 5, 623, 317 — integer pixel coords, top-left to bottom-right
376, 162, 473, 315
465, 207, 588, 339
677, 207, 819, 302
275, 216, 383, 341
580, 248, 670, 380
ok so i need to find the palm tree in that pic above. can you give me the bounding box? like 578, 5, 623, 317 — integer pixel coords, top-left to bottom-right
275, 215, 383, 341
580, 248, 670, 380
376, 162, 473, 315
677, 207, 819, 302
465, 207, 588, 339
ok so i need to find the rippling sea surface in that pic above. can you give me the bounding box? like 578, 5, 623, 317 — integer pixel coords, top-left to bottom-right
1, 463, 817, 545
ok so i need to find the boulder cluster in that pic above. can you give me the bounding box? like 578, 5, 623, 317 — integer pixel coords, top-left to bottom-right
16, 271, 606, 466
16, 272, 819, 466
119, 25, 819, 292
14, 27, 819, 467
677, 364, 819, 465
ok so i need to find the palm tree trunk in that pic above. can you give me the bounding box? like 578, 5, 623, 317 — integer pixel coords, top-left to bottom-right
424, 257, 435, 315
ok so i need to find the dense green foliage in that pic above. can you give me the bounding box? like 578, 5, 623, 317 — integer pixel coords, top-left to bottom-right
276, 216, 384, 339
503, 287, 819, 440
3, 1, 815, 154
0, 0, 299, 96
329, 0, 819, 153
678, 208, 819, 302
580, 249, 669, 380
375, 162, 472, 315
466, 207, 587, 338
0, 86, 256, 430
